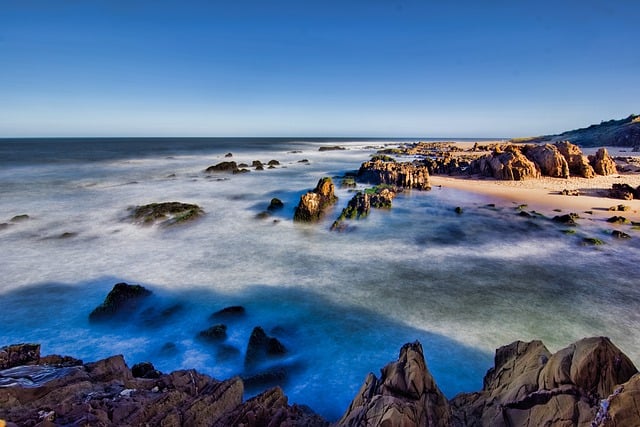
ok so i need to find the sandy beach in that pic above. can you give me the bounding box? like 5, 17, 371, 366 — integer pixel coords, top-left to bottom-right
430, 174, 640, 221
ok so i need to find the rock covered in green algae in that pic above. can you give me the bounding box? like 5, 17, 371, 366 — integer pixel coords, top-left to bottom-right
131, 202, 203, 226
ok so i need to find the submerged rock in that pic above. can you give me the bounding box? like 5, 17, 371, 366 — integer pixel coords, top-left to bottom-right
9, 214, 29, 222
209, 305, 246, 320
244, 326, 287, 367
293, 177, 337, 222
131, 202, 204, 226
89, 282, 152, 322
553, 212, 580, 225
197, 324, 228, 342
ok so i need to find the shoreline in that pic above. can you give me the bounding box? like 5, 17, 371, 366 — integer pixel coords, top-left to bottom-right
430, 174, 640, 221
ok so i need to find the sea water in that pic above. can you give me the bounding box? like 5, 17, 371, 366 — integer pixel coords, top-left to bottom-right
1, 137, 639, 420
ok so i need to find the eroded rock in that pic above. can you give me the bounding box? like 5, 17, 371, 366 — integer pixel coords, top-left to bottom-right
293, 177, 338, 222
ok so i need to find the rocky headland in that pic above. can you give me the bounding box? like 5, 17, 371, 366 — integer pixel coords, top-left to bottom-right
1, 336, 638, 426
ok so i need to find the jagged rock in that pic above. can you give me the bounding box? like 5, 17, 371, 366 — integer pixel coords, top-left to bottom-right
206, 161, 238, 173
357, 160, 431, 189
589, 148, 618, 175
370, 187, 397, 208
612, 230, 631, 239
244, 327, 287, 367
555, 141, 596, 178
523, 144, 570, 178
336, 341, 451, 427
451, 337, 638, 427
0, 343, 40, 369
131, 201, 204, 226
338, 192, 371, 220
293, 177, 337, 222
131, 361, 161, 379
470, 146, 540, 180
593, 373, 640, 426
89, 282, 152, 322
213, 386, 328, 427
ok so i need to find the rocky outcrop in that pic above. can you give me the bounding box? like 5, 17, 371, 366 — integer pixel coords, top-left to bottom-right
522, 144, 569, 178
357, 160, 431, 190
331, 186, 398, 231
89, 282, 152, 322
555, 141, 596, 178
470, 146, 540, 180
131, 202, 204, 226
450, 337, 638, 427
205, 161, 243, 173
589, 148, 618, 175
0, 343, 40, 369
337, 341, 451, 427
244, 326, 287, 367
293, 177, 338, 222
593, 373, 640, 426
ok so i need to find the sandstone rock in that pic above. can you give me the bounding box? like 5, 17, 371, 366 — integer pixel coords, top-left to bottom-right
336, 341, 451, 427
0, 343, 40, 369
555, 141, 596, 178
593, 373, 640, 426
470, 146, 540, 180
131, 201, 204, 226
89, 282, 152, 322
523, 144, 570, 178
589, 148, 618, 175
357, 160, 431, 189
609, 183, 638, 200
293, 177, 338, 222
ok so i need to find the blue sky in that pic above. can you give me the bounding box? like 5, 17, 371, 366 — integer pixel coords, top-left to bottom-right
1, 0, 638, 137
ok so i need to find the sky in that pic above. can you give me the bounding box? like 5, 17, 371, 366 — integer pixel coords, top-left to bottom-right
1, 0, 638, 138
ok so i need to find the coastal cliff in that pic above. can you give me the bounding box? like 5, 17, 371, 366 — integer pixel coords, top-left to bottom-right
1, 337, 637, 426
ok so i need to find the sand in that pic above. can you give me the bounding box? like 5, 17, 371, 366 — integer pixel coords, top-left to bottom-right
430, 174, 640, 221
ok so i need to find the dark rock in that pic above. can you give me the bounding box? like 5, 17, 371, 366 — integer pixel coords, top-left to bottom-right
209, 305, 246, 321
608, 204, 630, 211
298, 159, 309, 163
523, 144, 570, 178
370, 154, 396, 162
10, 214, 29, 222
242, 367, 288, 390
609, 183, 638, 200
160, 342, 178, 355
357, 160, 431, 189
238, 163, 249, 167
206, 161, 238, 173
267, 198, 284, 211
336, 341, 451, 427
555, 141, 596, 178
225, 152, 233, 157
340, 176, 357, 188
131, 361, 161, 379
131, 202, 203, 226
318, 145, 346, 151
39, 354, 83, 367
589, 147, 618, 175
293, 177, 337, 222
198, 324, 228, 342
59, 231, 77, 239
245, 326, 286, 367
233, 168, 251, 174
335, 192, 371, 222
0, 343, 40, 369
561, 188, 581, 196
552, 212, 580, 225
518, 210, 532, 218
89, 283, 152, 322
268, 159, 280, 166
612, 230, 631, 239
252, 160, 263, 167
607, 216, 630, 224
455, 206, 463, 214
582, 237, 605, 245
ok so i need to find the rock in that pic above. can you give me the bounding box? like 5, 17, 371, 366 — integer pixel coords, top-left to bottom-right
39, 354, 83, 367
209, 305, 246, 321
341, 176, 357, 188
562, 188, 581, 196
523, 144, 570, 178
318, 145, 346, 151
455, 206, 463, 214
268, 159, 280, 166
583, 237, 605, 245
89, 282, 152, 322
589, 148, 618, 175
298, 158, 309, 163
336, 341, 451, 427
244, 326, 286, 367
131, 202, 204, 226
336, 192, 371, 221
451, 337, 638, 427
470, 146, 540, 180
293, 177, 338, 222
213, 386, 328, 427
0, 343, 40, 369
552, 212, 580, 225
267, 198, 284, 211
612, 230, 631, 239
607, 216, 630, 224
357, 160, 431, 189
206, 161, 238, 173
555, 141, 596, 178
225, 152, 233, 157
608, 204, 630, 212
10, 214, 29, 222
252, 160, 263, 168
609, 183, 638, 200
593, 373, 640, 426
197, 324, 228, 342
131, 361, 161, 379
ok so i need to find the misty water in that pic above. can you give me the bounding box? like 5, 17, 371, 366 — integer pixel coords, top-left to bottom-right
1, 138, 639, 420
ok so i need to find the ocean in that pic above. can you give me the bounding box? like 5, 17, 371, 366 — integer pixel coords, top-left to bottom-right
1, 137, 639, 420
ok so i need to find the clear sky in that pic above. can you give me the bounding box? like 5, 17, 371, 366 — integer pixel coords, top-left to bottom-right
1, 0, 638, 138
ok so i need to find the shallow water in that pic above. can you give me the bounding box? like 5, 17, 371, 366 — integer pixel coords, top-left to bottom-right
1, 137, 639, 420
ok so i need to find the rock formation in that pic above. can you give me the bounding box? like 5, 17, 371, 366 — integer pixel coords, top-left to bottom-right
608, 183, 639, 200
589, 148, 618, 175
131, 202, 204, 226
89, 282, 152, 322
470, 146, 540, 180
555, 141, 596, 178
205, 161, 250, 174
357, 160, 431, 190
522, 144, 570, 178
331, 186, 398, 231
293, 177, 338, 222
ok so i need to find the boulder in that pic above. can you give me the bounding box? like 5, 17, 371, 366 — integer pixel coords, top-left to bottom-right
318, 145, 346, 151
555, 141, 596, 178
523, 144, 570, 178
244, 326, 287, 367
131, 202, 203, 226
357, 160, 431, 189
589, 148, 618, 175
553, 212, 580, 225
471, 146, 540, 180
293, 177, 337, 222
89, 282, 152, 322
593, 373, 640, 426
0, 343, 40, 369
609, 183, 638, 200
206, 161, 238, 173
267, 198, 284, 211
336, 341, 451, 427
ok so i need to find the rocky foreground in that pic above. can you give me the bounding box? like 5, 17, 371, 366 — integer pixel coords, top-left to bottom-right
1, 336, 638, 426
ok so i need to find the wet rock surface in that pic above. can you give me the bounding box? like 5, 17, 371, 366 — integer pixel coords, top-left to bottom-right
293, 177, 338, 222
89, 282, 152, 322
131, 201, 204, 226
